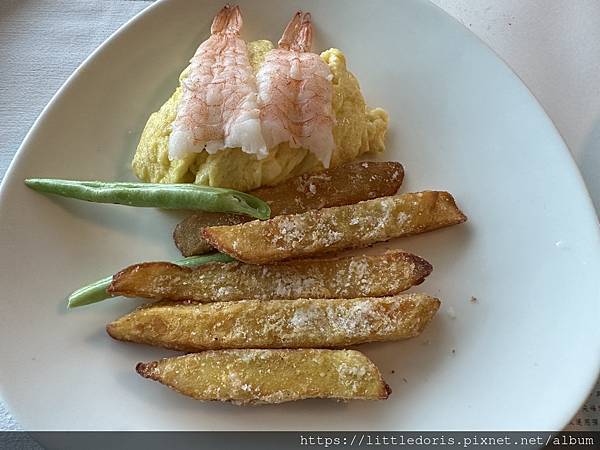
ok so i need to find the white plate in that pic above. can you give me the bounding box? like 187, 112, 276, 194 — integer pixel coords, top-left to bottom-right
0, 0, 598, 431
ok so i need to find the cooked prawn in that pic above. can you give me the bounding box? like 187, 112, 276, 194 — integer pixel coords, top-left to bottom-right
256, 12, 336, 168
168, 5, 266, 160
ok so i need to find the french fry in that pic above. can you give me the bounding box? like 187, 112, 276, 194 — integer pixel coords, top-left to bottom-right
174, 161, 404, 256
107, 293, 440, 351
136, 349, 391, 404
202, 191, 467, 264
252, 161, 404, 216
108, 250, 432, 303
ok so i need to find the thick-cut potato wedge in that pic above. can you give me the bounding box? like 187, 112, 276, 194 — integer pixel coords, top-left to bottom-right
107, 293, 440, 351
202, 191, 467, 264
108, 250, 432, 303
136, 349, 391, 405
174, 161, 404, 256
252, 161, 404, 216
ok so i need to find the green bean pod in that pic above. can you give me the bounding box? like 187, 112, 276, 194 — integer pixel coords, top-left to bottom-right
67, 253, 234, 309
24, 179, 270, 219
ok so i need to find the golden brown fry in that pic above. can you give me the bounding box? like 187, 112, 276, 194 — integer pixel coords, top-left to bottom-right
136, 349, 391, 404
107, 293, 440, 351
253, 161, 404, 216
202, 191, 467, 264
174, 161, 404, 256
108, 250, 432, 303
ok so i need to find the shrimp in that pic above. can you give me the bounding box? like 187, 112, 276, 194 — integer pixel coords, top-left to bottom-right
168, 5, 266, 161
256, 12, 336, 168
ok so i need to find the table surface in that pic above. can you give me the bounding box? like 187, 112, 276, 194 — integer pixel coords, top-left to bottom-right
0, 0, 598, 436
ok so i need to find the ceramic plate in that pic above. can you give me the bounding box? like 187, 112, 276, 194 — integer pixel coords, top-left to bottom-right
0, 0, 599, 431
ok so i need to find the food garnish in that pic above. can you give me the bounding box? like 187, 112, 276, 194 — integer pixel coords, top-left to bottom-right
24, 179, 270, 219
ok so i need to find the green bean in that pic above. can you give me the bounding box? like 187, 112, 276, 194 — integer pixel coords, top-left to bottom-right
67, 253, 234, 309
24, 179, 270, 219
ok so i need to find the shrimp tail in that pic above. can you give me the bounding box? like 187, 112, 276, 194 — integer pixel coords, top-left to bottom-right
278, 12, 312, 52
211, 4, 243, 35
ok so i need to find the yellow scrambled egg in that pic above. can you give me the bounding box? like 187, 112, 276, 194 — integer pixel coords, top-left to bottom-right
132, 40, 388, 192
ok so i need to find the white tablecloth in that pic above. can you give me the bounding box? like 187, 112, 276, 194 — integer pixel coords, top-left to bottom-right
0, 0, 597, 436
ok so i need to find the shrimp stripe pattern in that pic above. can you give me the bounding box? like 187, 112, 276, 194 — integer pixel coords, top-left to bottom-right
168, 5, 267, 160
256, 12, 336, 168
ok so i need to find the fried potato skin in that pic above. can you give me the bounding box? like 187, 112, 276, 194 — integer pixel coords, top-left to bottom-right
136, 349, 390, 404
174, 161, 404, 256
173, 213, 244, 256
107, 293, 440, 351
202, 191, 467, 264
108, 250, 432, 303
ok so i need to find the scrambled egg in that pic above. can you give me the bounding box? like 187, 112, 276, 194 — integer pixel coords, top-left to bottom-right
132, 40, 388, 192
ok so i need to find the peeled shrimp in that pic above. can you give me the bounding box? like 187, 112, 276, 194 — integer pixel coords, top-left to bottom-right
168, 5, 266, 161
256, 12, 336, 168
